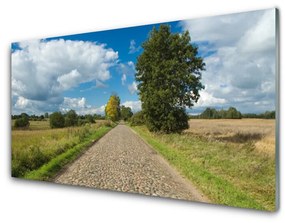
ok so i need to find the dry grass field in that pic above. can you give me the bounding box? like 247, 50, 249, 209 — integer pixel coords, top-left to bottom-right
132, 118, 277, 210
186, 119, 275, 156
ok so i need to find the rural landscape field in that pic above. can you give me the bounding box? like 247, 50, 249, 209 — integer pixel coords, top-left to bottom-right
11, 8, 277, 211
12, 117, 276, 210
132, 118, 276, 210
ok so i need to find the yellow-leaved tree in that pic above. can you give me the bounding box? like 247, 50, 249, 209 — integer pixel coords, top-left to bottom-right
105, 94, 120, 121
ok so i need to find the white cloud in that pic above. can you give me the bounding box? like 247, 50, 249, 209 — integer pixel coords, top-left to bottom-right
15, 96, 29, 109
197, 91, 227, 107
57, 69, 82, 90
12, 39, 118, 114
182, 10, 262, 47
238, 10, 275, 53
61, 97, 87, 109
59, 97, 106, 115
129, 40, 141, 54
122, 100, 141, 112
121, 74, 127, 85
76, 104, 106, 115
182, 9, 276, 113
128, 81, 138, 94
12, 95, 64, 115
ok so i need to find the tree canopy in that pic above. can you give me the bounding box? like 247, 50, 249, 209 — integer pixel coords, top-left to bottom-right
120, 106, 133, 121
64, 109, 78, 127
49, 112, 65, 128
136, 24, 205, 133
105, 94, 121, 121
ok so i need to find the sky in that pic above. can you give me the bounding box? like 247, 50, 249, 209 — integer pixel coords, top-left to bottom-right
11, 8, 276, 115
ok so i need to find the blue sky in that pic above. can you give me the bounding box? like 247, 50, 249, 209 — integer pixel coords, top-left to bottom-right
11, 8, 276, 115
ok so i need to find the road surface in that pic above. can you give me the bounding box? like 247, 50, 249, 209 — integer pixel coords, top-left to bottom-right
54, 124, 209, 202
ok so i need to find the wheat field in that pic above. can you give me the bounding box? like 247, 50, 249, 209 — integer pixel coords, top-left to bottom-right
186, 119, 276, 156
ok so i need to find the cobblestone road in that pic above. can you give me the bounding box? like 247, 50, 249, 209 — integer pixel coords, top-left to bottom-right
54, 124, 209, 202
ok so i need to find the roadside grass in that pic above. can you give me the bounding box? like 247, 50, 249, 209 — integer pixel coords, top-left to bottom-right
12, 120, 114, 179
24, 126, 112, 181
131, 125, 276, 211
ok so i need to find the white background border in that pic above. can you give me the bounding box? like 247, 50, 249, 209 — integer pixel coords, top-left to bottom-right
0, 1, 283, 222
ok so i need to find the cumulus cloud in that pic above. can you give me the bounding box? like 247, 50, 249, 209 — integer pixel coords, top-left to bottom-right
56, 97, 107, 115
77, 104, 106, 115
12, 95, 64, 115
128, 81, 138, 94
129, 40, 141, 54
122, 100, 141, 112
182, 9, 276, 113
61, 97, 87, 109
12, 39, 118, 114
15, 96, 29, 109
197, 91, 227, 107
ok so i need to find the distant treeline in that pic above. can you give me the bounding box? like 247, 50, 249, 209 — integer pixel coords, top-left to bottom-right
189, 107, 275, 119
242, 111, 275, 119
11, 113, 105, 121
12, 111, 106, 128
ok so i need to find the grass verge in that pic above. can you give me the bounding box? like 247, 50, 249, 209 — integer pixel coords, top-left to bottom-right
23, 126, 112, 181
131, 125, 275, 211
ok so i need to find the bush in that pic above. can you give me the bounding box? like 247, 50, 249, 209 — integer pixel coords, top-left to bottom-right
86, 114, 95, 123
130, 111, 145, 126
50, 112, 65, 128
64, 110, 78, 127
14, 114, 30, 128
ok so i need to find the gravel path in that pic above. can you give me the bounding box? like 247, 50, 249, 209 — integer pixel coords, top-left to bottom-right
54, 124, 209, 203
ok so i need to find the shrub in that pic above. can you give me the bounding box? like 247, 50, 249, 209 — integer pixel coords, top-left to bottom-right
86, 114, 95, 123
64, 110, 78, 127
50, 112, 65, 128
14, 114, 30, 128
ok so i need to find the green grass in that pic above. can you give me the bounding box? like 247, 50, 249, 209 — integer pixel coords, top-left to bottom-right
12, 120, 114, 178
24, 126, 112, 181
131, 125, 276, 211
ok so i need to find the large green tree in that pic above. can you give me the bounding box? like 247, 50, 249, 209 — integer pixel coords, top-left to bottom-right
136, 25, 205, 133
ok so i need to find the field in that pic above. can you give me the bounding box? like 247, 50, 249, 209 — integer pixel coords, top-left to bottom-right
131, 118, 276, 211
187, 119, 275, 156
12, 120, 114, 179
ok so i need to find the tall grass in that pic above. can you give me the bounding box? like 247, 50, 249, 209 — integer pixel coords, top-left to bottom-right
12, 121, 114, 178
132, 125, 276, 211
24, 126, 112, 181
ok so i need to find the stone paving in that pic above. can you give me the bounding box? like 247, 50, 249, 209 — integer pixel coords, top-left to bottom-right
54, 124, 209, 202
